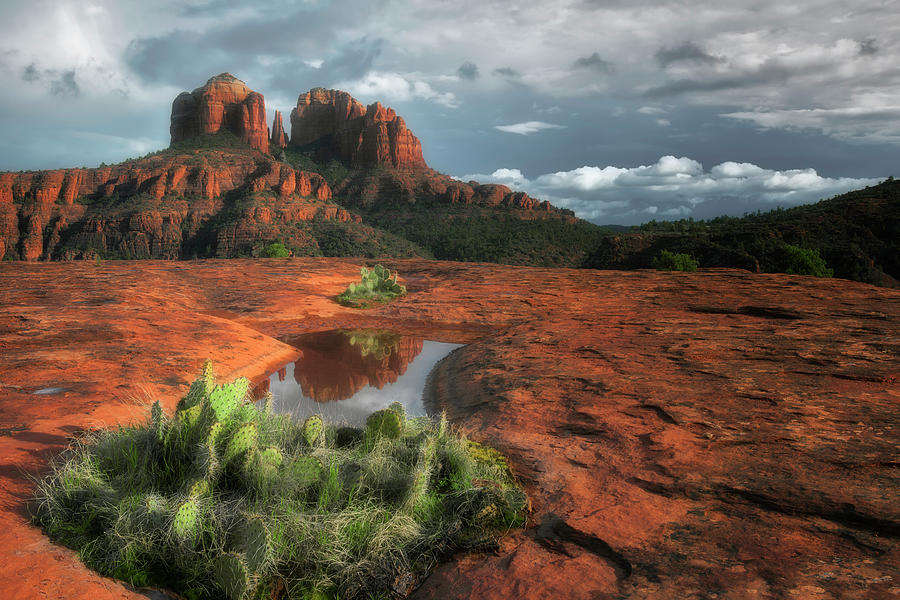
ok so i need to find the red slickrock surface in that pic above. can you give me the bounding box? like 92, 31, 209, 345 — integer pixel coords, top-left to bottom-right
170, 73, 269, 153
0, 260, 897, 599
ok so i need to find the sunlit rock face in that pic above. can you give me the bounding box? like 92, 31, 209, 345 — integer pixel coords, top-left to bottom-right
289, 88, 426, 170
170, 73, 269, 153
288, 329, 424, 402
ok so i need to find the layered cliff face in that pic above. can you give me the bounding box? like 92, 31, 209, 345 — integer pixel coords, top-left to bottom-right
289, 88, 426, 170
0, 149, 335, 260
170, 73, 269, 153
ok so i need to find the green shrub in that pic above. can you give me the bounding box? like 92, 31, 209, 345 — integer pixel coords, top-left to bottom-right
32, 362, 525, 600
780, 244, 833, 277
652, 250, 699, 272
337, 265, 407, 308
263, 242, 290, 258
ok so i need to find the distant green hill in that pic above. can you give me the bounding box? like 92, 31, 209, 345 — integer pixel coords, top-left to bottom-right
587, 178, 900, 287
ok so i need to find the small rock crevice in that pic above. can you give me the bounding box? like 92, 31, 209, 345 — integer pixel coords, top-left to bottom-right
534, 513, 633, 579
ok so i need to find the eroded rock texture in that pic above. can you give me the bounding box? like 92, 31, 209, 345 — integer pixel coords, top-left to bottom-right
170, 73, 269, 153
290, 88, 426, 169
0, 261, 896, 599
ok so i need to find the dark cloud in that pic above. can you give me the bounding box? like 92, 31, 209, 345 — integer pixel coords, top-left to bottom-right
644, 63, 792, 98
493, 66, 520, 77
654, 42, 721, 67
572, 52, 613, 72
21, 63, 40, 82
859, 38, 878, 55
457, 61, 479, 80
50, 70, 80, 97
19, 63, 81, 97
125, 2, 382, 88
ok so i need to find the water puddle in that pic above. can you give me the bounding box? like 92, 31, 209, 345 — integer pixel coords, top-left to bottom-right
254, 329, 462, 426
32, 387, 68, 395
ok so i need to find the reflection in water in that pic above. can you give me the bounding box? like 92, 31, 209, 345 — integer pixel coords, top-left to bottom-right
255, 329, 462, 426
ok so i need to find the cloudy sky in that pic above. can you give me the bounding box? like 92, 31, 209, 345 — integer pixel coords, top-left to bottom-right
1, 0, 898, 224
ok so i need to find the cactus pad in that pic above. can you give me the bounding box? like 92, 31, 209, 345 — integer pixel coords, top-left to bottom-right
232, 514, 270, 571
201, 359, 216, 394
207, 420, 226, 448
366, 409, 403, 440
188, 478, 211, 498
224, 423, 258, 465
214, 551, 252, 600
151, 401, 165, 442
388, 401, 406, 420
177, 403, 204, 432
208, 380, 246, 422
301, 415, 324, 447
260, 446, 283, 468
172, 498, 201, 542
289, 456, 324, 489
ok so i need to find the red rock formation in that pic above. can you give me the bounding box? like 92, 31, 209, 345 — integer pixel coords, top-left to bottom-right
270, 110, 287, 149
290, 88, 426, 170
170, 73, 269, 153
0, 148, 336, 260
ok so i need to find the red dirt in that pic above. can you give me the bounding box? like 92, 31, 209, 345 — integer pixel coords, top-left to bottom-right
0, 259, 897, 599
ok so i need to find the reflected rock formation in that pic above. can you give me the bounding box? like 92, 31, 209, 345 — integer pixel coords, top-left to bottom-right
290, 330, 424, 402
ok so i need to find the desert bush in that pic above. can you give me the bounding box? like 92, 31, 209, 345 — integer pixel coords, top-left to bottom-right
263, 242, 291, 258
337, 265, 407, 308
779, 244, 833, 277
32, 362, 525, 599
652, 250, 699, 272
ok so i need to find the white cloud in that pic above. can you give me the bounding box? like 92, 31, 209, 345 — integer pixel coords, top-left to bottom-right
638, 106, 667, 115
334, 71, 459, 107
494, 121, 565, 135
462, 155, 881, 224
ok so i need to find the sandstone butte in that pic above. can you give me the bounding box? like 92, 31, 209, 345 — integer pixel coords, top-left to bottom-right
170, 73, 269, 153
0, 259, 897, 599
0, 75, 569, 262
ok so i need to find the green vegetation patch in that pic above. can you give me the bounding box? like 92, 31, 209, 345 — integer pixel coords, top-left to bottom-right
652, 249, 699, 272
337, 265, 407, 308
32, 362, 525, 599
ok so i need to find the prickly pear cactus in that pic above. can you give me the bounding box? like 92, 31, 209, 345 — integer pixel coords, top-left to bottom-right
191, 477, 212, 497
388, 401, 406, 421
366, 409, 403, 440
232, 514, 270, 572
209, 379, 248, 422
302, 415, 324, 447
214, 551, 253, 600
259, 446, 283, 468
151, 401, 165, 442
202, 359, 216, 394
207, 420, 226, 448
177, 403, 204, 432
234, 402, 257, 424
141, 493, 168, 527
224, 423, 258, 465
172, 498, 201, 542
289, 456, 324, 489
